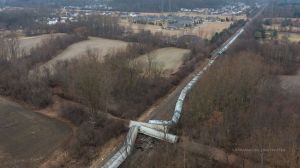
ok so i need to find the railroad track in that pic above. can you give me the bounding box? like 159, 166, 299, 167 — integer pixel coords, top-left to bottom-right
99, 5, 266, 168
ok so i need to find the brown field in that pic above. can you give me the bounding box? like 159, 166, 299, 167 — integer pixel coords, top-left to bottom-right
19, 33, 66, 54
263, 17, 300, 34
42, 37, 128, 70
136, 47, 190, 75
120, 20, 182, 36
263, 24, 300, 33
121, 20, 232, 39
280, 69, 300, 95
192, 21, 233, 39
278, 32, 300, 42
0, 97, 71, 168
264, 17, 300, 23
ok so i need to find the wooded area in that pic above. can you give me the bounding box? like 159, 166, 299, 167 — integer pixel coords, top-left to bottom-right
0, 6, 269, 167
0, 33, 86, 107
126, 39, 300, 168
123, 3, 300, 168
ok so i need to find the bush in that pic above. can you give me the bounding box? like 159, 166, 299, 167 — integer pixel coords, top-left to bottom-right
70, 119, 126, 162
60, 104, 88, 126
0, 33, 86, 108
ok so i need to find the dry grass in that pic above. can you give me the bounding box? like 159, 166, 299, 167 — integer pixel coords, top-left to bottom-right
278, 32, 300, 42
264, 24, 300, 32
89, 134, 126, 168
192, 21, 233, 39
42, 37, 128, 70
19, 33, 66, 54
120, 20, 182, 36
121, 19, 232, 39
0, 97, 71, 168
280, 69, 300, 95
136, 47, 190, 75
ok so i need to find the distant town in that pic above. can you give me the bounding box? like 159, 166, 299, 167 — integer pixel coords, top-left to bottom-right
0, 2, 254, 30
44, 2, 253, 30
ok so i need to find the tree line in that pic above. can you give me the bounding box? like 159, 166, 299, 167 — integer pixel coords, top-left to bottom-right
122, 4, 300, 167
127, 38, 300, 168
0, 9, 247, 166
0, 33, 86, 107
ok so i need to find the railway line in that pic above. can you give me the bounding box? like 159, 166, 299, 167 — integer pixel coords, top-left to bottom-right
98, 5, 266, 168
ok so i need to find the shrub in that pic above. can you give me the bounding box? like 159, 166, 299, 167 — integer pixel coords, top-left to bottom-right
60, 103, 88, 126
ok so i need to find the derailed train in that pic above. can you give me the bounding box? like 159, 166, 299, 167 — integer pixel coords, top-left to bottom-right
102, 27, 246, 168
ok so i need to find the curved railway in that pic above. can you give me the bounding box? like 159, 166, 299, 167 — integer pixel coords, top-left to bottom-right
99, 4, 266, 168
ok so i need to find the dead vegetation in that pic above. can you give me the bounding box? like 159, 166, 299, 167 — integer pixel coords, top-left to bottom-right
19, 33, 66, 54
123, 6, 300, 167
127, 50, 300, 168
42, 37, 128, 71
51, 48, 171, 119
0, 12, 246, 167
0, 33, 86, 107
120, 19, 233, 39
136, 47, 191, 76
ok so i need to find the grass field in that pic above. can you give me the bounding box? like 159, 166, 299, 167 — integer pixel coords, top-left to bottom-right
278, 32, 300, 42
121, 20, 232, 39
42, 37, 128, 70
263, 23, 300, 34
192, 21, 233, 39
136, 47, 190, 75
280, 69, 300, 95
0, 97, 71, 167
19, 33, 66, 54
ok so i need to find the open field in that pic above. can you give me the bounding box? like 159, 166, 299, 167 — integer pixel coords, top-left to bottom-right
280, 69, 300, 95
121, 12, 245, 39
192, 21, 233, 39
263, 18, 300, 33
0, 97, 71, 167
42, 37, 128, 70
136, 47, 190, 75
278, 32, 300, 42
120, 20, 182, 36
19, 33, 66, 54
121, 20, 232, 39
263, 24, 300, 33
